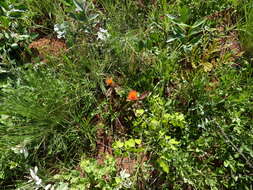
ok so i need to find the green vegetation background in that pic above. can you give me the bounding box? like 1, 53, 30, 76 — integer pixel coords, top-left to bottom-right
0, 0, 253, 189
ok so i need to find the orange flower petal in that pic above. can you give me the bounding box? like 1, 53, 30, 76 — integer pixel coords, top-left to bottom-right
105, 77, 114, 86
127, 90, 138, 101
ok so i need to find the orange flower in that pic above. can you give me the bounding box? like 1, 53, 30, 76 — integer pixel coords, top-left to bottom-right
127, 90, 138, 101
105, 77, 114, 86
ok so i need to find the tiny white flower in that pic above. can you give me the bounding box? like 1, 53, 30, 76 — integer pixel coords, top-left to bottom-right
54, 23, 67, 39
35, 178, 42, 186
119, 170, 132, 189
120, 169, 130, 178
20, 147, 29, 158
45, 184, 52, 190
34, 166, 38, 174
11, 144, 29, 158
29, 166, 42, 186
97, 28, 110, 41
99, 28, 107, 33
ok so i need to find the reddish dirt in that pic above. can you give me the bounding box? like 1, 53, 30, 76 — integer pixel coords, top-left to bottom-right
219, 30, 242, 61
207, 8, 243, 61
95, 120, 147, 174
96, 126, 113, 164
205, 77, 219, 92
116, 154, 148, 174
29, 37, 67, 62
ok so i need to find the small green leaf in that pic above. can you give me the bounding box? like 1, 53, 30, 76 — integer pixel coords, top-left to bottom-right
73, 0, 83, 11
115, 87, 124, 97
113, 141, 124, 148
150, 119, 159, 130
158, 159, 169, 173
125, 139, 135, 148
115, 177, 122, 184
135, 139, 142, 145
55, 182, 69, 190
169, 139, 180, 145
11, 43, 18, 48
135, 109, 144, 117
224, 160, 229, 167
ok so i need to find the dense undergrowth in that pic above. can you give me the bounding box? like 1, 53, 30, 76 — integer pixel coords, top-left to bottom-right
0, 0, 253, 189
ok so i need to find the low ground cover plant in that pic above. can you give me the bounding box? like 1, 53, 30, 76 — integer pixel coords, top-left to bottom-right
0, 0, 253, 189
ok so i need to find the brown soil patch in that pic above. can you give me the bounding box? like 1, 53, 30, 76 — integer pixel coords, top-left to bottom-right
29, 37, 67, 62
96, 122, 147, 174
116, 154, 148, 174
207, 8, 243, 61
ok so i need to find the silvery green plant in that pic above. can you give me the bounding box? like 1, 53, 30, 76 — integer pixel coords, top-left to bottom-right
11, 144, 28, 158
115, 169, 132, 189
28, 166, 42, 189
54, 22, 68, 39
97, 28, 110, 41
26, 166, 56, 190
